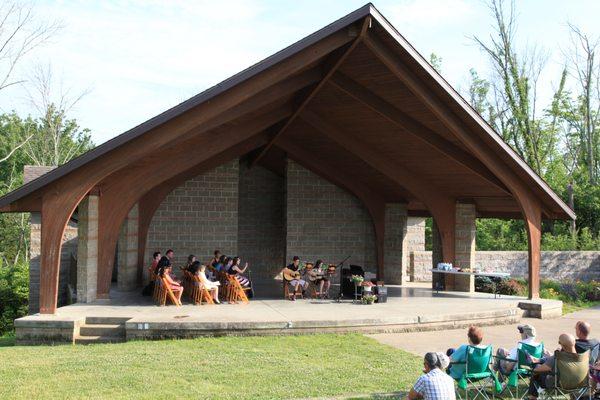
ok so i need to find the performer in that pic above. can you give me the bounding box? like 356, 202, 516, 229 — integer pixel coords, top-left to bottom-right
189, 262, 221, 303
148, 251, 161, 280
227, 257, 250, 287
157, 258, 183, 303
313, 259, 331, 299
283, 256, 308, 301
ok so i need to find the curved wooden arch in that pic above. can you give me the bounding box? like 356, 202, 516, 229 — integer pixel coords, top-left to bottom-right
93, 111, 286, 298
363, 33, 543, 297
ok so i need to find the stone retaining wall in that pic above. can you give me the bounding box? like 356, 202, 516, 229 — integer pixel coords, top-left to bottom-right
409, 250, 600, 282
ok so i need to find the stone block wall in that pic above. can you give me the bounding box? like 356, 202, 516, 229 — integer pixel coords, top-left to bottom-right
409, 250, 600, 282
455, 203, 476, 269
285, 160, 376, 273
146, 159, 239, 274
238, 164, 286, 280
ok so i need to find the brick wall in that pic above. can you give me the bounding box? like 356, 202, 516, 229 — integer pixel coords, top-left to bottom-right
455, 203, 476, 269
409, 250, 600, 282
285, 160, 376, 273
146, 159, 239, 274
238, 164, 285, 280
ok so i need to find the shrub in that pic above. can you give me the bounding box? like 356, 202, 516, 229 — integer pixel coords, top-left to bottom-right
0, 260, 29, 334
497, 279, 525, 296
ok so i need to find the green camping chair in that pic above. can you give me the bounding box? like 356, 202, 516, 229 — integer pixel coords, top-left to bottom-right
535, 350, 590, 399
450, 345, 501, 400
495, 342, 544, 399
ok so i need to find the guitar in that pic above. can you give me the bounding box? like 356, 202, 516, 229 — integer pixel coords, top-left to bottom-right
282, 267, 301, 281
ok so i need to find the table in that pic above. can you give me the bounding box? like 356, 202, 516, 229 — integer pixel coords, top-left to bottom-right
431, 269, 510, 297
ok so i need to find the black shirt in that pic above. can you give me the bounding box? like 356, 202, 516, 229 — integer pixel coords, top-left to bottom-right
287, 263, 299, 272
575, 338, 599, 354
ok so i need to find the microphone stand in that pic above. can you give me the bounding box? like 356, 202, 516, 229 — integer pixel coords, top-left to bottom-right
335, 255, 351, 302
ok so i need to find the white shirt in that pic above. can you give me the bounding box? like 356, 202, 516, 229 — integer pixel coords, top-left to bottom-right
508, 337, 540, 360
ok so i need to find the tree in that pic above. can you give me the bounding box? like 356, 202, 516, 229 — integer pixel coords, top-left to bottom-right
472, 0, 557, 176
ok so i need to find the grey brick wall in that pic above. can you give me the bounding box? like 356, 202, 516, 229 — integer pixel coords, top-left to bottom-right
285, 160, 376, 273
146, 159, 239, 274
238, 163, 285, 280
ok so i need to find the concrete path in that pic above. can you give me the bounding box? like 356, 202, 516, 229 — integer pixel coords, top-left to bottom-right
369, 305, 600, 356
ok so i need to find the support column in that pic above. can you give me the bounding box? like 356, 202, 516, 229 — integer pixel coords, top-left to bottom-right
452, 202, 476, 292
406, 217, 426, 282
28, 212, 42, 314
76, 195, 99, 303
523, 202, 541, 299
117, 204, 139, 291
383, 203, 407, 285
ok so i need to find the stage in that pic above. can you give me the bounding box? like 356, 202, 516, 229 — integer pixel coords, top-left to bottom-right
14, 283, 561, 345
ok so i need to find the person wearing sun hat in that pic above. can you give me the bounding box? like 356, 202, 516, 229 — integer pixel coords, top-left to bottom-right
494, 324, 542, 376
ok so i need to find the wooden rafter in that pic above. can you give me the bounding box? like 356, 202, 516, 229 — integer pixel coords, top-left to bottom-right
328, 72, 511, 195
248, 16, 372, 168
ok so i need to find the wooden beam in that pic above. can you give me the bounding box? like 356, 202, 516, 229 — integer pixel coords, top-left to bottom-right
328, 72, 510, 195
300, 108, 457, 263
249, 16, 372, 168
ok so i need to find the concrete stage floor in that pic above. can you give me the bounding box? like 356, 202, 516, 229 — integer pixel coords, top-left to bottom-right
16, 283, 560, 344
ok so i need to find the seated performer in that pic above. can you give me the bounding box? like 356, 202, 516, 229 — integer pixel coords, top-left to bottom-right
148, 251, 161, 280
157, 258, 183, 303
284, 256, 308, 301
227, 257, 250, 287
313, 259, 331, 299
209, 250, 222, 269
184, 254, 196, 271
189, 261, 220, 303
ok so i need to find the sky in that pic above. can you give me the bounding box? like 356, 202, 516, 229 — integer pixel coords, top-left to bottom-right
1, 0, 600, 145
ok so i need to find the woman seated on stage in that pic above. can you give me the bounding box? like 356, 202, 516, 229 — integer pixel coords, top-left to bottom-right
148, 251, 161, 280
227, 257, 250, 287
313, 259, 331, 299
183, 254, 196, 272
189, 261, 220, 303
157, 258, 184, 303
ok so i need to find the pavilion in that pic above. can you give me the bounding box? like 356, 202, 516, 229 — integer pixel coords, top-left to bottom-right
0, 3, 575, 316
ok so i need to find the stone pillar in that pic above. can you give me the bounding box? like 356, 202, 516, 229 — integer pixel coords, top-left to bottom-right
406, 217, 426, 282
383, 203, 407, 284
453, 202, 476, 292
29, 212, 42, 313
431, 219, 444, 290
77, 195, 99, 303
117, 204, 139, 291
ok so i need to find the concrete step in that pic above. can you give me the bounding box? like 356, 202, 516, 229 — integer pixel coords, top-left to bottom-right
79, 324, 125, 337
85, 316, 131, 325
75, 335, 125, 345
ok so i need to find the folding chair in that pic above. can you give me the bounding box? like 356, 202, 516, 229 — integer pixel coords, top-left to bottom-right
190, 275, 214, 305
283, 279, 303, 300
535, 350, 590, 400
228, 275, 250, 304
156, 277, 182, 306
495, 342, 545, 399
451, 345, 501, 400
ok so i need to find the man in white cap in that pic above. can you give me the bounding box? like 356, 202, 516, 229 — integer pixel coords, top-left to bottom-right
495, 324, 541, 376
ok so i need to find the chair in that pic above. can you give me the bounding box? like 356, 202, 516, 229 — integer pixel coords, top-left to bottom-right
283, 279, 303, 300
190, 275, 214, 305
535, 350, 590, 400
228, 275, 250, 304
155, 277, 182, 306
450, 345, 501, 400
496, 342, 544, 399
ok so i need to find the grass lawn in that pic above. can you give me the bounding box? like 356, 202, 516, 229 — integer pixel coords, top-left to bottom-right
0, 333, 422, 400
563, 300, 600, 315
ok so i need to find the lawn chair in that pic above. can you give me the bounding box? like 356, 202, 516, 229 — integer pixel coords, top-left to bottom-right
450, 345, 501, 400
495, 342, 545, 399
535, 350, 590, 399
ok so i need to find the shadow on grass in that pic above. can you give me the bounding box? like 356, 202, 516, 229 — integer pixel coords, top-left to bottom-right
0, 334, 15, 347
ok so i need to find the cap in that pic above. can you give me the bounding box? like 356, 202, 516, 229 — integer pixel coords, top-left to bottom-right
518, 324, 536, 337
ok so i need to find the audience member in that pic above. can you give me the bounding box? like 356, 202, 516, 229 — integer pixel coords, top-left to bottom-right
408, 352, 456, 400
494, 324, 541, 375
447, 326, 487, 380
527, 333, 584, 398
575, 320, 599, 354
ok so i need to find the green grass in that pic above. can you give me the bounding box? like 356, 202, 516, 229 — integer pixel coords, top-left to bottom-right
0, 334, 421, 400
562, 300, 600, 315
0, 332, 15, 347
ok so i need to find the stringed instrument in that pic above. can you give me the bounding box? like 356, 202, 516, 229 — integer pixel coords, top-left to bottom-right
282, 267, 301, 281
307, 263, 338, 281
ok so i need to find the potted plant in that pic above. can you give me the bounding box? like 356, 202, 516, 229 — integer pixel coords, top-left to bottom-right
351, 275, 364, 284
361, 293, 377, 304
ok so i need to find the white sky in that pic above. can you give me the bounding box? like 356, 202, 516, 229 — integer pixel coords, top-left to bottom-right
1, 0, 599, 144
